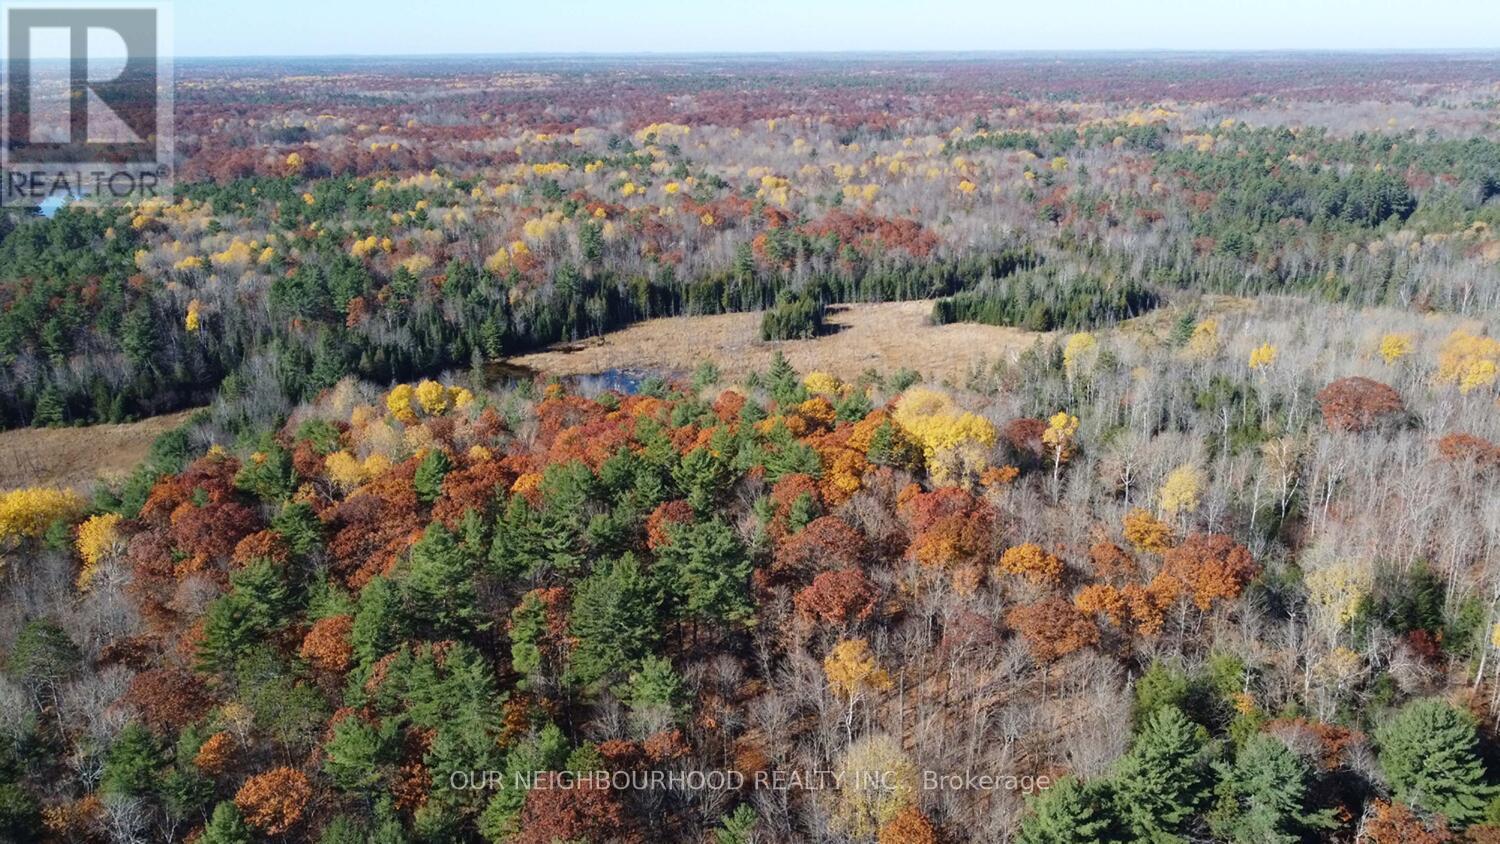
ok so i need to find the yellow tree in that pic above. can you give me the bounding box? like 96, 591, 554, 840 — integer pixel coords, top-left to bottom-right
1185, 318, 1221, 358
1063, 332, 1098, 382
1123, 508, 1175, 554
1304, 561, 1372, 646
1248, 342, 1277, 370
414, 379, 450, 415
890, 387, 997, 486
74, 513, 123, 590
1158, 464, 1204, 521
385, 384, 418, 423
827, 735, 918, 840
825, 638, 893, 741
0, 487, 86, 547
1041, 411, 1079, 493
1436, 330, 1500, 395
1379, 332, 1414, 365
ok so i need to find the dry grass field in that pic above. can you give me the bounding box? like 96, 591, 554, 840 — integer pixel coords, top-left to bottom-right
0, 409, 200, 490
511, 300, 1045, 383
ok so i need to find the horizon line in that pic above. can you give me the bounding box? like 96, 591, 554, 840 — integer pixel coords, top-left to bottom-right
168, 47, 1500, 62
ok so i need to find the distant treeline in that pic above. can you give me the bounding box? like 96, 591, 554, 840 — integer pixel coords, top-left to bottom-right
931, 266, 1160, 332
0, 203, 1033, 431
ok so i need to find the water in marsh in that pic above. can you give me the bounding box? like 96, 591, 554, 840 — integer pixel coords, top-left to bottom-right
483, 362, 672, 396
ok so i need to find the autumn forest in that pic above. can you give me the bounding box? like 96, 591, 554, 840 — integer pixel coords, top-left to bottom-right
2, 51, 1500, 843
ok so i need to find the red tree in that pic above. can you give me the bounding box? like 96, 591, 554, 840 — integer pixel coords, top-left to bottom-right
899, 486, 996, 570
1006, 597, 1099, 662
514, 780, 633, 844
645, 500, 695, 550
1161, 532, 1258, 611
122, 666, 215, 732
1316, 376, 1405, 432
774, 516, 866, 577
795, 568, 879, 624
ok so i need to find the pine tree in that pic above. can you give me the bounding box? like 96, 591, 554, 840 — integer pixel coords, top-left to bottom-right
234, 445, 298, 501
490, 468, 587, 578
197, 560, 292, 672
199, 801, 253, 844
121, 301, 159, 371
1133, 661, 1190, 723
834, 388, 873, 423
672, 446, 730, 513
508, 590, 555, 686
714, 804, 758, 844
271, 501, 324, 559
1016, 776, 1115, 844
0, 780, 41, 842
1376, 698, 1498, 827
1209, 733, 1336, 843
655, 517, 754, 627
31, 385, 64, 427
479, 723, 569, 841
565, 554, 661, 692
414, 448, 452, 504
767, 351, 806, 406
101, 722, 162, 798
351, 575, 407, 668
8, 619, 81, 697
1111, 705, 1209, 841
490, 495, 550, 578
318, 815, 369, 844
323, 715, 397, 792
400, 523, 484, 636
626, 654, 687, 725
159, 766, 214, 831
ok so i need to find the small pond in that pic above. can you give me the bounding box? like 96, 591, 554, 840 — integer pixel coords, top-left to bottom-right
483, 363, 675, 396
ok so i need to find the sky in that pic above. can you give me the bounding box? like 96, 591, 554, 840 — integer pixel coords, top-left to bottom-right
167, 0, 1500, 57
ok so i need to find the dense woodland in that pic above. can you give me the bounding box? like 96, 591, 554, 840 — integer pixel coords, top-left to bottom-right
2, 54, 1500, 843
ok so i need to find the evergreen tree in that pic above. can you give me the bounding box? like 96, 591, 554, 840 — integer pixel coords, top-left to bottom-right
490, 473, 586, 578
197, 560, 292, 672
766, 351, 806, 406
351, 575, 407, 668
8, 619, 81, 698
692, 359, 721, 390
101, 722, 162, 798
834, 388, 873, 423
655, 517, 754, 627
1209, 733, 1336, 843
31, 385, 64, 427
121, 301, 159, 371
672, 446, 731, 513
1017, 776, 1116, 844
400, 523, 484, 637
478, 723, 569, 841
714, 804, 758, 844
508, 590, 554, 686
1376, 698, 1498, 827
565, 554, 661, 692
271, 501, 324, 559
626, 654, 688, 725
234, 444, 299, 501
318, 815, 369, 844
1111, 705, 1210, 841
1133, 661, 1190, 723
323, 715, 398, 792
199, 801, 253, 844
159, 766, 215, 832
414, 448, 452, 504
0, 781, 40, 842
